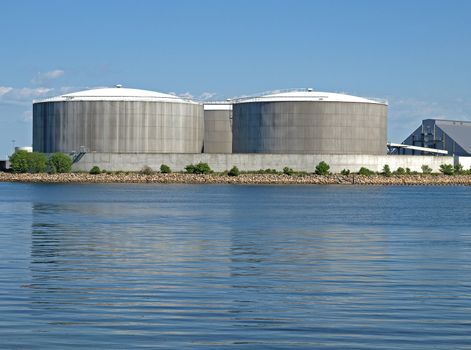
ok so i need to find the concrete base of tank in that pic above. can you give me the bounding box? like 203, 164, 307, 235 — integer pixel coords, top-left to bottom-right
71, 153, 455, 173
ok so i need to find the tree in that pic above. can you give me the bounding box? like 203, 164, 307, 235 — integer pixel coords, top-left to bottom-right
421, 165, 432, 174
160, 164, 171, 173
395, 167, 406, 175
439, 164, 454, 175
185, 162, 212, 174
283, 167, 294, 176
9, 150, 47, 173
358, 167, 374, 176
89, 166, 101, 175
315, 161, 330, 175
228, 166, 240, 177
382, 165, 391, 177
454, 163, 464, 175
48, 152, 72, 173
9, 150, 30, 173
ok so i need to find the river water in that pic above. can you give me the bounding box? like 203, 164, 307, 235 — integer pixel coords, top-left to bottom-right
1, 183, 471, 349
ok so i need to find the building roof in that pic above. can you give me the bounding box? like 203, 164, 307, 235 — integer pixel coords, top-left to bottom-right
34, 87, 198, 104
435, 119, 471, 154
234, 89, 387, 105
203, 103, 232, 111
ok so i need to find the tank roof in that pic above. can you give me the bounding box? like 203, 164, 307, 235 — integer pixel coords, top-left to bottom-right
234, 90, 387, 105
203, 103, 232, 111
34, 87, 198, 104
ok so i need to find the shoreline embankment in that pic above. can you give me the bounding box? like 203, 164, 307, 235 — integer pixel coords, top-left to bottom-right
1, 172, 471, 185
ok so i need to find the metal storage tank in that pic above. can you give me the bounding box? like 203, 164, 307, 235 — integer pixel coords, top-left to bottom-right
33, 86, 204, 153
203, 103, 232, 153
232, 89, 388, 155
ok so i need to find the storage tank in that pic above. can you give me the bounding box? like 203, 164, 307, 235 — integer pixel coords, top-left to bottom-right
33, 87, 204, 153
15, 146, 33, 153
203, 103, 232, 153
232, 89, 388, 155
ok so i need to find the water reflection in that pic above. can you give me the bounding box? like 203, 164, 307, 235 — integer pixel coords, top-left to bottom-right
0, 183, 470, 349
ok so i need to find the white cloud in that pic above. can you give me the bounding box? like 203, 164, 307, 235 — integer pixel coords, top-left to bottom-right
31, 69, 65, 84
179, 92, 194, 99
0, 86, 54, 106
0, 86, 13, 96
14, 87, 53, 99
199, 92, 217, 100
176, 91, 217, 101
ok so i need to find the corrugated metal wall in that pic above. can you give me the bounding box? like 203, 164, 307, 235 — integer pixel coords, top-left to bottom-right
232, 101, 387, 155
203, 109, 232, 153
33, 101, 204, 153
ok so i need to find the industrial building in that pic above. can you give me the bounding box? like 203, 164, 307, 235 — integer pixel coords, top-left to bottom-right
203, 103, 232, 153
33, 87, 388, 157
33, 86, 204, 154
399, 119, 471, 156
28, 85, 459, 173
232, 90, 388, 155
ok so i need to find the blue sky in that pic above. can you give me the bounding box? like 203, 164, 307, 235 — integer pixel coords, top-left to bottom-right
1, 0, 470, 157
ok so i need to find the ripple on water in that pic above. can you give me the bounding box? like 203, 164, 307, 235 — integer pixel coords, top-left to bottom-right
0, 183, 471, 349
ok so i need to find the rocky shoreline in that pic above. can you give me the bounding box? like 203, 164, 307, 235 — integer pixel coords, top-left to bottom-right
1, 172, 471, 185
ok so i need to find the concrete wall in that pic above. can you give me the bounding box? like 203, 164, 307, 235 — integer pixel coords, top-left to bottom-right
455, 156, 471, 169
232, 101, 387, 155
203, 109, 232, 153
72, 152, 453, 173
33, 100, 204, 154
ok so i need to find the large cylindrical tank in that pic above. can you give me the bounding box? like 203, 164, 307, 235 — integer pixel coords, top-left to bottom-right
203, 103, 232, 153
232, 90, 388, 155
33, 87, 204, 153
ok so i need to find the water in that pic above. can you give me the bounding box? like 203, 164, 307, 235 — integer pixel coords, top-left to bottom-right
1, 183, 471, 349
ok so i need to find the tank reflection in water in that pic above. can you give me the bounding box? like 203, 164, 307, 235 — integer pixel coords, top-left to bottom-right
1, 183, 471, 349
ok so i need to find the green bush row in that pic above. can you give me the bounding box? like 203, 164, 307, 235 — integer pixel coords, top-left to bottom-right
9, 151, 72, 174
85, 162, 471, 176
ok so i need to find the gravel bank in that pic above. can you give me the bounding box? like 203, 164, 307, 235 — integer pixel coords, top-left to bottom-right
1, 172, 471, 185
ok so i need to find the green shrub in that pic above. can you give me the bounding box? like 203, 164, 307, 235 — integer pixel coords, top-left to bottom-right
382, 164, 391, 177
454, 163, 464, 175
140, 165, 154, 175
283, 166, 294, 176
48, 152, 72, 173
406, 167, 411, 174
421, 164, 432, 174
9, 150, 30, 173
29, 153, 48, 173
395, 167, 406, 175
90, 166, 101, 175
439, 164, 454, 175
160, 164, 171, 173
315, 161, 330, 175
9, 150, 47, 173
358, 167, 374, 176
296, 171, 308, 177
49, 166, 58, 174
340, 169, 350, 176
185, 162, 212, 174
185, 164, 196, 173
228, 166, 240, 177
